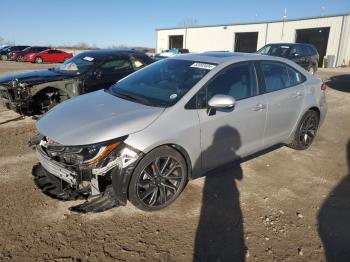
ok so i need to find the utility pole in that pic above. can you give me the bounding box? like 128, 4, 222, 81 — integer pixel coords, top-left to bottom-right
281, 8, 287, 40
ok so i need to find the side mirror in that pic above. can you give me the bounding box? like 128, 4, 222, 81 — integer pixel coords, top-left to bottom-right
208, 94, 236, 109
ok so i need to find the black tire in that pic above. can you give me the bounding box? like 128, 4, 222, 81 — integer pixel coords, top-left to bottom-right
308, 63, 318, 75
16, 55, 24, 62
35, 56, 43, 63
288, 110, 319, 150
128, 146, 188, 211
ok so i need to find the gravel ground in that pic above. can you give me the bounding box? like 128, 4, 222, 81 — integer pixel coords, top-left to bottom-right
0, 61, 349, 261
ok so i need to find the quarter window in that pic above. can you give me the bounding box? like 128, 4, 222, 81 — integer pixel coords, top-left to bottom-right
206, 62, 258, 102
286, 65, 306, 86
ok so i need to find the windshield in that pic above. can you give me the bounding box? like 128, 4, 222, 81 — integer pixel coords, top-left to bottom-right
55, 56, 96, 75
109, 59, 215, 107
258, 45, 291, 57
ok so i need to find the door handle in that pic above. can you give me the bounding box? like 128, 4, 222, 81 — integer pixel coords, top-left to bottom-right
252, 104, 266, 111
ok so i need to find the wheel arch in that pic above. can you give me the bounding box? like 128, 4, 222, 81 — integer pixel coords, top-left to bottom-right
136, 143, 193, 180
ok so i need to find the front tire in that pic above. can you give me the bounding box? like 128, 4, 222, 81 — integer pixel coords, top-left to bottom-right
128, 146, 188, 211
35, 57, 43, 63
1, 55, 8, 61
288, 110, 319, 150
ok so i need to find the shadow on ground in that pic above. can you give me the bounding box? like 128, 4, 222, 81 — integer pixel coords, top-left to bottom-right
194, 126, 246, 262
318, 139, 350, 262
326, 74, 350, 93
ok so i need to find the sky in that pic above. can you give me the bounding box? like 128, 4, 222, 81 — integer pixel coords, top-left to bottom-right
1, 0, 349, 48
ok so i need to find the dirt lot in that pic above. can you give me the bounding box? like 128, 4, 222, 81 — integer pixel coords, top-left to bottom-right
0, 61, 349, 262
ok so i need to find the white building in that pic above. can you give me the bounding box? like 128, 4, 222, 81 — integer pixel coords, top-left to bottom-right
156, 13, 350, 67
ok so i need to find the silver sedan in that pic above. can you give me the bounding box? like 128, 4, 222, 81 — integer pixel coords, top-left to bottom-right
32, 52, 327, 212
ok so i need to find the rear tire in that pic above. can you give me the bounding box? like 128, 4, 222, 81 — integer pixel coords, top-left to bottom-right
288, 110, 319, 150
1, 55, 8, 61
16, 55, 24, 62
128, 146, 188, 211
308, 65, 317, 75
35, 57, 43, 63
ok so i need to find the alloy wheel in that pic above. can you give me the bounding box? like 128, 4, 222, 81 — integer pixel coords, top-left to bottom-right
299, 114, 318, 147
136, 156, 184, 207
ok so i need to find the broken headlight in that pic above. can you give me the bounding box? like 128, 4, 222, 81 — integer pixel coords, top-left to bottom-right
45, 138, 130, 167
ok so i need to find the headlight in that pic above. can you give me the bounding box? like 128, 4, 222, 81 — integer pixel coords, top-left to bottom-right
46, 139, 126, 167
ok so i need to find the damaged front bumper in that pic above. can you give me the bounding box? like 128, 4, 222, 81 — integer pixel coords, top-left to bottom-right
0, 85, 31, 113
32, 137, 143, 213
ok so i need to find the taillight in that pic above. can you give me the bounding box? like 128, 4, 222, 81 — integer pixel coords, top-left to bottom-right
321, 83, 327, 92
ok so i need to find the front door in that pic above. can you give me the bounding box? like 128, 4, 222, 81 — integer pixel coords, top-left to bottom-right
84, 58, 134, 92
198, 62, 267, 170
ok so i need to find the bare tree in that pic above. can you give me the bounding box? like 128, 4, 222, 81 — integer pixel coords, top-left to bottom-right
177, 18, 198, 28
0, 36, 4, 45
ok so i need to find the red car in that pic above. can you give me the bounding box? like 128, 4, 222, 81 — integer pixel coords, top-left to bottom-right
24, 49, 73, 63
10, 46, 49, 62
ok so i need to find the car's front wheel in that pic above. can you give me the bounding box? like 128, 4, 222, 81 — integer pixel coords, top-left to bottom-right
288, 110, 320, 150
1, 55, 8, 60
35, 57, 43, 63
128, 146, 188, 211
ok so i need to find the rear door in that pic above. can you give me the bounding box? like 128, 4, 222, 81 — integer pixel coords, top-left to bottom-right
197, 61, 267, 170
259, 61, 306, 146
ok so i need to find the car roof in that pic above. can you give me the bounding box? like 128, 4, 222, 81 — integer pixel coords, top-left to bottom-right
265, 43, 312, 47
171, 51, 279, 64
78, 48, 146, 58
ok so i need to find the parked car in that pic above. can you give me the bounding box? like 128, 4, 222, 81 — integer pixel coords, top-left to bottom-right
257, 43, 319, 74
10, 46, 49, 62
0, 49, 153, 114
30, 52, 327, 213
24, 49, 73, 63
0, 45, 30, 60
158, 48, 189, 57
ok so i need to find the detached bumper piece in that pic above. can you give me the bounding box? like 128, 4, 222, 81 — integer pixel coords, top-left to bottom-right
32, 164, 121, 212
32, 164, 84, 200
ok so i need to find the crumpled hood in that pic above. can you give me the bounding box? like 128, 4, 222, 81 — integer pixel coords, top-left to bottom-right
37, 90, 165, 146
0, 69, 74, 86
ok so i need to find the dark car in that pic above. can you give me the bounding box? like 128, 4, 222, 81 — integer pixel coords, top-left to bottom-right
0, 45, 30, 60
0, 49, 153, 114
257, 43, 319, 74
10, 46, 49, 62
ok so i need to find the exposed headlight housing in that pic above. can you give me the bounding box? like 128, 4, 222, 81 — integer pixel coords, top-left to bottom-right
44, 137, 133, 168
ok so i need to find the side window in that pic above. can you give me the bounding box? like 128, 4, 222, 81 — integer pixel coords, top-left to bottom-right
307, 46, 316, 55
260, 61, 290, 92
130, 56, 145, 71
100, 59, 133, 73
286, 65, 306, 86
206, 62, 258, 102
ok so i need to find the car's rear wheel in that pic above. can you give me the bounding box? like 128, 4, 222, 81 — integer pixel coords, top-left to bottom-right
16, 55, 24, 62
128, 146, 187, 211
308, 65, 317, 75
1, 55, 8, 61
288, 110, 319, 150
35, 57, 43, 63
